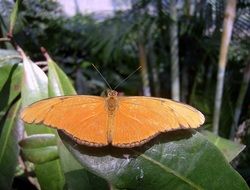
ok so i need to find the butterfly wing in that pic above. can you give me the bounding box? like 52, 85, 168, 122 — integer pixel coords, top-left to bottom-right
112, 97, 205, 147
21, 96, 109, 146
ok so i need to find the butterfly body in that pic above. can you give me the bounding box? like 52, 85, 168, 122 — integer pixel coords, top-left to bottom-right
106, 90, 119, 113
21, 90, 205, 148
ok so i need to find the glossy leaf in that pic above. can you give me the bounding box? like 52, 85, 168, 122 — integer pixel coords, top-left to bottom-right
0, 63, 22, 116
21, 146, 59, 164
9, 0, 20, 35
0, 101, 23, 190
47, 56, 76, 96
47, 57, 108, 189
21, 53, 65, 190
19, 134, 59, 164
19, 134, 57, 149
0, 49, 22, 117
21, 54, 48, 109
58, 141, 109, 190
0, 49, 20, 62
61, 130, 248, 190
201, 130, 245, 162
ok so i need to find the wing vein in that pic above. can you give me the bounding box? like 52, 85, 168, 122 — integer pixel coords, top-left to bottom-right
118, 111, 145, 128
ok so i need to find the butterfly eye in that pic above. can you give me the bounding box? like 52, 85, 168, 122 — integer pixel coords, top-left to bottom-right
107, 90, 118, 97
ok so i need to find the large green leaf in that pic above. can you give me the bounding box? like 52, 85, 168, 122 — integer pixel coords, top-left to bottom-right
58, 141, 109, 190
0, 49, 22, 119
19, 134, 59, 164
47, 56, 76, 96
0, 63, 22, 116
201, 130, 245, 162
0, 101, 22, 190
21, 53, 65, 190
21, 55, 48, 108
47, 57, 109, 190
61, 130, 248, 189
9, 0, 20, 35
19, 134, 57, 149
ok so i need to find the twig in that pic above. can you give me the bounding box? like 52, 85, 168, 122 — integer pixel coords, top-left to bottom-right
35, 61, 48, 66
0, 37, 10, 42
40, 47, 52, 61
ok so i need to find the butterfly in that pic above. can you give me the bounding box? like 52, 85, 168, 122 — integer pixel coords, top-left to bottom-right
21, 90, 205, 148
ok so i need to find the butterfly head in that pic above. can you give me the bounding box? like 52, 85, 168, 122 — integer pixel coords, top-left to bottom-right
107, 90, 118, 97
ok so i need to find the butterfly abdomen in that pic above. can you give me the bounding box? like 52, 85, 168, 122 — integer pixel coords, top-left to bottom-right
105, 94, 119, 144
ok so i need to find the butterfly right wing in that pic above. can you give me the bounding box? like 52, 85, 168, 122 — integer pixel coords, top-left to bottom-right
21, 96, 109, 147
112, 96, 204, 147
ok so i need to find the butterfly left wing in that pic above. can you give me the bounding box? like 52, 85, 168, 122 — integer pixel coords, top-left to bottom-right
112, 96, 205, 147
21, 96, 109, 146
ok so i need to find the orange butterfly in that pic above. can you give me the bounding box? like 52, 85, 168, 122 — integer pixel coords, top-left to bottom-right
21, 89, 205, 147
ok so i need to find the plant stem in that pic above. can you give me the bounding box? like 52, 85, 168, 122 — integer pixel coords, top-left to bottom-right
148, 39, 160, 97
169, 0, 180, 101
212, 0, 236, 134
138, 42, 151, 96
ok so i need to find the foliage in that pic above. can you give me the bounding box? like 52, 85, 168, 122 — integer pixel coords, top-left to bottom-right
201, 130, 246, 162
0, 47, 248, 189
63, 130, 248, 189
0, 0, 250, 189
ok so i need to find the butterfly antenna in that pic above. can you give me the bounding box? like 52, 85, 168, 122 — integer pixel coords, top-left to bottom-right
114, 66, 142, 90
92, 64, 112, 89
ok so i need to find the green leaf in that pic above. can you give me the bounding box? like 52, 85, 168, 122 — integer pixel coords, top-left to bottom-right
35, 161, 65, 190
9, 0, 20, 35
47, 57, 108, 190
200, 130, 245, 162
58, 141, 109, 190
0, 63, 22, 117
0, 49, 22, 117
22, 146, 59, 164
0, 101, 23, 190
19, 134, 57, 149
19, 134, 59, 164
21, 55, 48, 108
21, 54, 65, 190
61, 130, 248, 190
64, 169, 109, 190
47, 57, 76, 96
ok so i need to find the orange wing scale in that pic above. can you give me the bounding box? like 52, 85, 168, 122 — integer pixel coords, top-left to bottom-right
112, 97, 205, 147
21, 96, 109, 147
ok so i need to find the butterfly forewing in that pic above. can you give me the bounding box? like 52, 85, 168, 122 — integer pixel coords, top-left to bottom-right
111, 97, 205, 147
21, 96, 109, 146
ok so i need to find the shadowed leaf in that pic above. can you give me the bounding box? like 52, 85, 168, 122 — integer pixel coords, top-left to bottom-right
61, 130, 248, 190
19, 134, 59, 164
9, 0, 20, 35
0, 101, 23, 190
